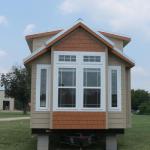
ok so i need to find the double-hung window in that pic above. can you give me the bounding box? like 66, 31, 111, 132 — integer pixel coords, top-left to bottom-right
109, 66, 121, 111
58, 68, 76, 107
53, 51, 105, 111
36, 64, 50, 111
83, 68, 101, 108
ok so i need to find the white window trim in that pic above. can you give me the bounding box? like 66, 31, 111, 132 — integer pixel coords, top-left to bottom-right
36, 64, 51, 111
108, 66, 121, 112
53, 51, 106, 112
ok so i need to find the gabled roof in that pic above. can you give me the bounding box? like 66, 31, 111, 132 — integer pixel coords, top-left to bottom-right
26, 29, 62, 51
26, 29, 131, 48
99, 31, 131, 46
24, 20, 134, 67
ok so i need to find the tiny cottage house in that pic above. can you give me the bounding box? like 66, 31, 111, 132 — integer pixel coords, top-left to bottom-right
24, 20, 134, 150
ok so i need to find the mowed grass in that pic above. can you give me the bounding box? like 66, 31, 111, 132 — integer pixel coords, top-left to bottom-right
0, 115, 150, 150
0, 111, 29, 118
118, 115, 150, 150
0, 120, 36, 150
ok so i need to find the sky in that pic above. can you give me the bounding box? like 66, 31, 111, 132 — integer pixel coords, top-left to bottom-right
0, 0, 150, 91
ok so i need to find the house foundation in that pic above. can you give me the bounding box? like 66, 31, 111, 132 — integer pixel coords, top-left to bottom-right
37, 135, 49, 150
35, 129, 122, 150
106, 135, 117, 150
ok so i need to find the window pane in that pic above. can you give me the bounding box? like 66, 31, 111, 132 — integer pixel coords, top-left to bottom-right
59, 55, 65, 61
40, 69, 47, 107
84, 89, 101, 107
111, 70, 117, 107
84, 68, 100, 87
58, 88, 76, 107
65, 55, 70, 61
95, 56, 101, 62
71, 56, 76, 62
59, 68, 76, 86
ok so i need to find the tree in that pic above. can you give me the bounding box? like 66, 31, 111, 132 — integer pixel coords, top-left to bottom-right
131, 89, 150, 112
0, 66, 31, 114
139, 102, 150, 114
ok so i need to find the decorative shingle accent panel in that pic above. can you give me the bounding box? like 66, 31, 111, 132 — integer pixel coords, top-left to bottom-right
53, 112, 106, 129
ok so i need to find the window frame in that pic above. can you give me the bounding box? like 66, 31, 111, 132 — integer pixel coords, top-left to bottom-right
36, 64, 51, 111
58, 67, 76, 108
83, 68, 101, 108
108, 66, 121, 111
53, 51, 106, 112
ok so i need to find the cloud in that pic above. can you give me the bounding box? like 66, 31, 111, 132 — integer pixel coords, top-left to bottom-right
59, 0, 79, 14
59, 0, 150, 34
24, 24, 36, 35
0, 49, 7, 57
0, 16, 8, 25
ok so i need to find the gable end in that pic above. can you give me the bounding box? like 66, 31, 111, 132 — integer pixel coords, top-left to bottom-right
53, 27, 106, 52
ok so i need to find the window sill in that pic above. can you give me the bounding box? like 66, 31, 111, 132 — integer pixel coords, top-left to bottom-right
53, 108, 105, 112
108, 108, 121, 112
36, 108, 50, 112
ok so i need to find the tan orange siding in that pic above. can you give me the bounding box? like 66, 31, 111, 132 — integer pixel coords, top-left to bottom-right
53, 28, 106, 52
53, 112, 106, 129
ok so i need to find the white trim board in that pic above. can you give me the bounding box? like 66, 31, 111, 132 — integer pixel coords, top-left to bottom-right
108, 66, 121, 112
36, 64, 51, 111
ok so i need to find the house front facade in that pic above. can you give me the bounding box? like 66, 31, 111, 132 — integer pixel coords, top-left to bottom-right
24, 20, 134, 150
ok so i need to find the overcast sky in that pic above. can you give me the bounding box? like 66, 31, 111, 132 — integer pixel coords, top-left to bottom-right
0, 0, 150, 91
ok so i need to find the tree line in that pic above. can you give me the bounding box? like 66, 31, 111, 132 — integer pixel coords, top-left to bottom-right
0, 65, 150, 114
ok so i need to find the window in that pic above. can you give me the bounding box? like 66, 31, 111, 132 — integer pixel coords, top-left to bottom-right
36, 65, 50, 111
109, 66, 121, 111
53, 51, 106, 111
111, 70, 117, 107
58, 68, 76, 107
59, 55, 76, 62
83, 68, 101, 107
40, 69, 47, 107
83, 56, 101, 62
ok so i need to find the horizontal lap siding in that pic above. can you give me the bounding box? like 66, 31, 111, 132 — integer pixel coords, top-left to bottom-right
31, 53, 51, 129
53, 112, 106, 129
53, 28, 106, 52
108, 53, 128, 128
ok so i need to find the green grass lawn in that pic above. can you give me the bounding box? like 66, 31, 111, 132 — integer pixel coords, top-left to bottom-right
0, 111, 30, 118
118, 115, 150, 150
0, 115, 150, 150
0, 120, 36, 150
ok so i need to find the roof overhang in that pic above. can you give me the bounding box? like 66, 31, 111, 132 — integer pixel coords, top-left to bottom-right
99, 31, 131, 47
24, 20, 134, 67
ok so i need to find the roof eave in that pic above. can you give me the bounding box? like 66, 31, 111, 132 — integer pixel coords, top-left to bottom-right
45, 22, 114, 50
100, 31, 131, 47
110, 48, 135, 67
24, 21, 134, 67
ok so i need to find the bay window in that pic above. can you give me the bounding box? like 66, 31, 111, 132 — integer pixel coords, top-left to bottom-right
53, 51, 106, 111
